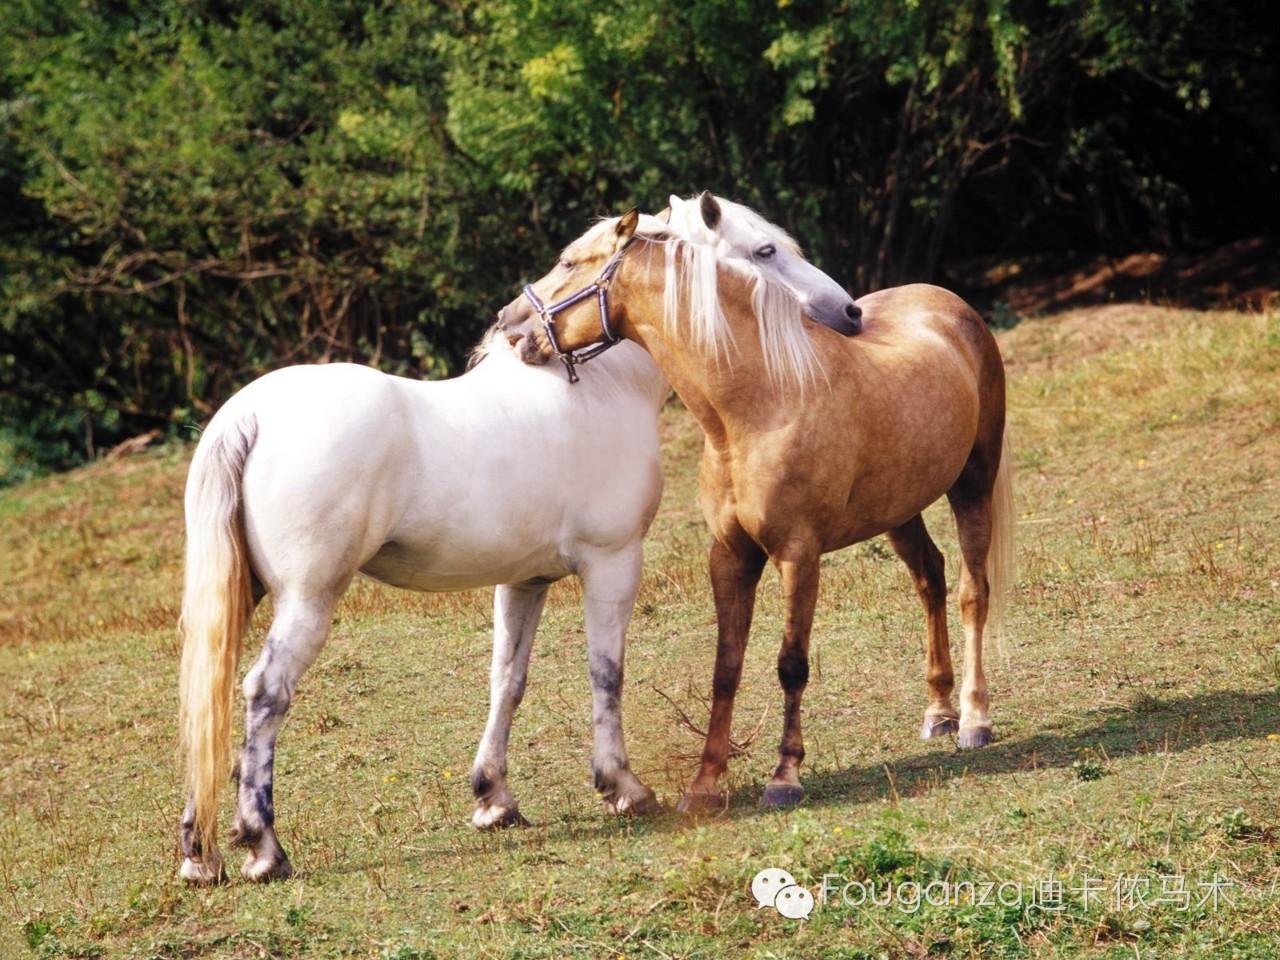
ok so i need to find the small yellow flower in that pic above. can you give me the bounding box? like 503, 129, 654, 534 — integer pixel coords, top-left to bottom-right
443, 769, 453, 779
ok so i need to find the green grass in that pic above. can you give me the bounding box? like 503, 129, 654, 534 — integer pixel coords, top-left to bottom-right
2, 304, 1279, 958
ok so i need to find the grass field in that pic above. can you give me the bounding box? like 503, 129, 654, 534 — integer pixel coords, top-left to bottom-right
2, 302, 1278, 958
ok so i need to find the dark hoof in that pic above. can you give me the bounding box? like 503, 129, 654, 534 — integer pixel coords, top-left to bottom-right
760, 783, 805, 808
242, 855, 294, 883
920, 715, 960, 740
472, 806, 531, 830
180, 857, 227, 886
957, 726, 993, 749
604, 788, 663, 818
677, 790, 727, 815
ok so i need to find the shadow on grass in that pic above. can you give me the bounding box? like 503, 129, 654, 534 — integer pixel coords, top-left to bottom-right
311, 689, 1279, 878
792, 687, 1280, 812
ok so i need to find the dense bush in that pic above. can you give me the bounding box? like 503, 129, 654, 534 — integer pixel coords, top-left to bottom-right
2, 0, 1276, 481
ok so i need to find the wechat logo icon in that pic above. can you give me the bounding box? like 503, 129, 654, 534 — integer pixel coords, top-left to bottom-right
752, 867, 815, 920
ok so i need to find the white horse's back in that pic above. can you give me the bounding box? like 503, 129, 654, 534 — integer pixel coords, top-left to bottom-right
198, 344, 666, 594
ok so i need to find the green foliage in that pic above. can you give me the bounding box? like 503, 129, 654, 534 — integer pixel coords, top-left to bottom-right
2, 0, 1277, 479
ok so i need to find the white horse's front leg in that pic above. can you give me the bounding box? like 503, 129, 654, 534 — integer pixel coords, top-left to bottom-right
582, 549, 660, 817
471, 581, 547, 830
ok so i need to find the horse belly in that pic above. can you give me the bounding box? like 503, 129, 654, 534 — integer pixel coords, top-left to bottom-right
357, 534, 570, 592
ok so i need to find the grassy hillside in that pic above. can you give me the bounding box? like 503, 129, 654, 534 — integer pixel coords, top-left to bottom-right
2, 304, 1278, 959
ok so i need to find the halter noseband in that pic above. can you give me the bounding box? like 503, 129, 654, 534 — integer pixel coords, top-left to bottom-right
521, 237, 634, 384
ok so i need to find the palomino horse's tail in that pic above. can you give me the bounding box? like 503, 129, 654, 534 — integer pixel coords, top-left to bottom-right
179, 415, 258, 862
987, 429, 1016, 657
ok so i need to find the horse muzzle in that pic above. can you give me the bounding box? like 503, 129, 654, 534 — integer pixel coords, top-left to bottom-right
496, 299, 554, 365
832, 302, 863, 336
805, 294, 862, 336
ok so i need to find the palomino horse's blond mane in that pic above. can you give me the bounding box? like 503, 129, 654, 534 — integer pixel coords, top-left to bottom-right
632, 211, 826, 395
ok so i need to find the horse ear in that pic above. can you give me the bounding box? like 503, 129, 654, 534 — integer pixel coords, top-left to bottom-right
699, 192, 722, 230
616, 207, 640, 241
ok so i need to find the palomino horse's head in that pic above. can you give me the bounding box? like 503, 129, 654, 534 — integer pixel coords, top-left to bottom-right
666, 193, 861, 336
498, 209, 650, 374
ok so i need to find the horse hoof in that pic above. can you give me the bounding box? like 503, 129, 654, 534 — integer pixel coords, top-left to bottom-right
180, 856, 227, 886
920, 714, 960, 740
472, 805, 531, 830
241, 855, 294, 883
957, 726, 992, 749
603, 787, 662, 817
676, 789, 726, 815
760, 783, 805, 808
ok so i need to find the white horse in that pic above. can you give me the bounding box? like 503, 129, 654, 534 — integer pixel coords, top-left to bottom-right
178, 334, 666, 884
663, 193, 862, 338
178, 196, 859, 885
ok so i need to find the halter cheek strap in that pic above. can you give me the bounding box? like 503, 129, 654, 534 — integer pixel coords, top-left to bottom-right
521, 238, 633, 384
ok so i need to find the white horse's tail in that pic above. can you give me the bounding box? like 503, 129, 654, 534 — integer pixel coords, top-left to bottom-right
987, 428, 1016, 656
179, 415, 258, 857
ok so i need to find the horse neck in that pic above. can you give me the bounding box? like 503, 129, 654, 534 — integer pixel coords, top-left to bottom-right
616, 260, 782, 450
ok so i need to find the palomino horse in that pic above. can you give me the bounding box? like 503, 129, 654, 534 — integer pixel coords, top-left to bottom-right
178, 334, 667, 884
498, 194, 1014, 811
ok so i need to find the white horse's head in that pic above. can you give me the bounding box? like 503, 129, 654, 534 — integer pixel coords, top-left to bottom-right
665, 193, 861, 336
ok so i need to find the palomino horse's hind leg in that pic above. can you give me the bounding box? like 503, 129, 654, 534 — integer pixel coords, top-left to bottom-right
678, 536, 766, 814
581, 547, 659, 817
760, 551, 820, 807
230, 594, 335, 881
886, 516, 960, 739
471, 581, 547, 829
947, 494, 994, 748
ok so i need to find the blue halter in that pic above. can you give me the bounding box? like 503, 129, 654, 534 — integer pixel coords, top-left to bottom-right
521, 238, 634, 384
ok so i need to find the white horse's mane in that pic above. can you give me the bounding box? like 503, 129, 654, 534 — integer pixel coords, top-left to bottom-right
639, 197, 824, 395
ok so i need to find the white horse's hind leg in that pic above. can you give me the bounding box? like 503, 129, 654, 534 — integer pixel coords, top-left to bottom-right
471, 582, 548, 830
582, 549, 659, 817
231, 594, 335, 880
180, 794, 226, 884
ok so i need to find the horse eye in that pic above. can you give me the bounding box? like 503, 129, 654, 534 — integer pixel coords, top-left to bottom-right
559, 258, 576, 270
755, 244, 776, 260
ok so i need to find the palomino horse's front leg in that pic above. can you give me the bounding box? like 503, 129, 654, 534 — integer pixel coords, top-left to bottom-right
581, 547, 659, 816
760, 551, 821, 807
471, 581, 548, 829
886, 516, 960, 740
678, 537, 767, 813
227, 595, 334, 882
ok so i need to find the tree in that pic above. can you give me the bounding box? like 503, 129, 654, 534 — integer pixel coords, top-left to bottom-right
2, 0, 1276, 482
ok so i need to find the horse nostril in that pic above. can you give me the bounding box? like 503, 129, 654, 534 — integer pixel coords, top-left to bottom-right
845, 303, 862, 320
